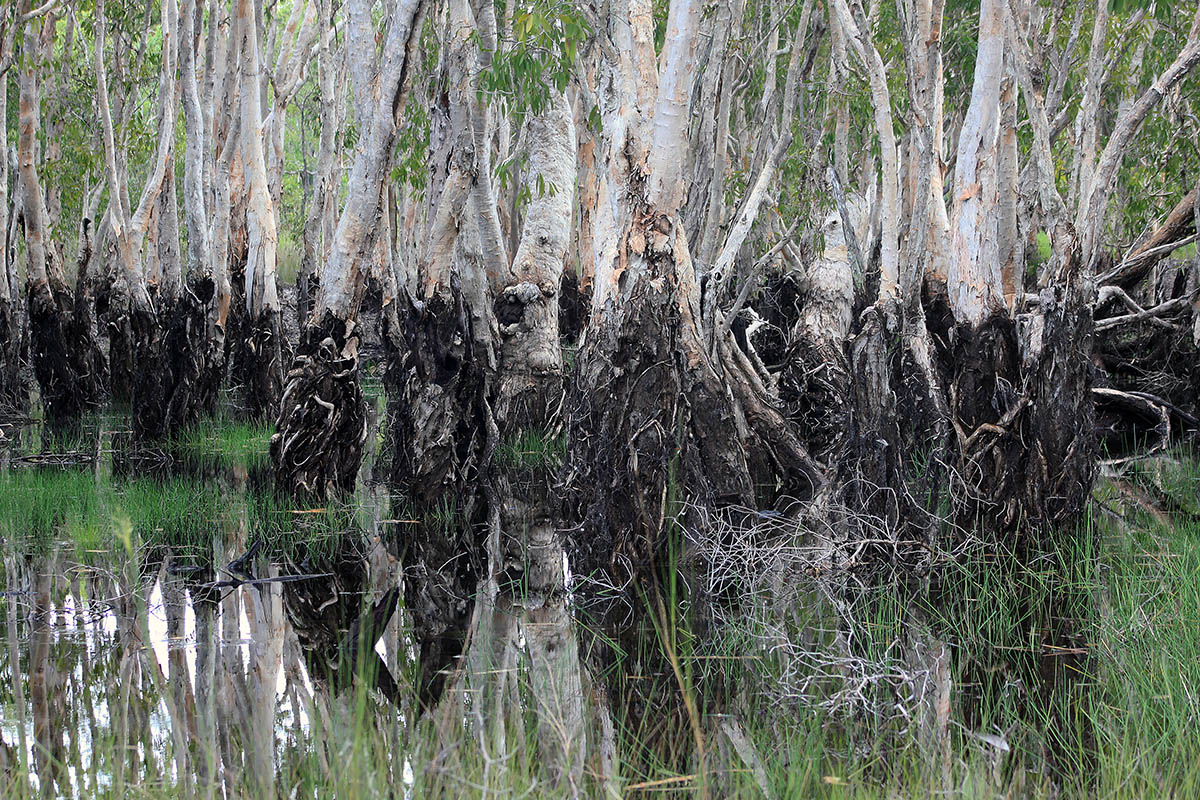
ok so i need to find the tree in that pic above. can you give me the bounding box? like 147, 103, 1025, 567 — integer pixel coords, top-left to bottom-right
272, 0, 429, 496
17, 1, 105, 420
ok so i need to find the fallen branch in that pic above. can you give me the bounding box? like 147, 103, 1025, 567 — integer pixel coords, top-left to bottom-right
1094, 295, 1192, 332
1100, 186, 1198, 287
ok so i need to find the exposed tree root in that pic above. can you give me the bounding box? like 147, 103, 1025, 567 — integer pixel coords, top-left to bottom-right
271, 310, 368, 498
0, 298, 30, 414
780, 335, 851, 464
27, 279, 105, 420
1093, 387, 1172, 462
566, 276, 733, 581
557, 269, 589, 343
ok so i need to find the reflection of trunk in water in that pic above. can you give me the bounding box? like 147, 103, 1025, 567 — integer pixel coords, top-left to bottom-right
30, 557, 62, 798
501, 468, 585, 793
440, 463, 587, 793
162, 564, 195, 795
281, 541, 400, 704
244, 558, 285, 797
190, 567, 220, 798
4, 555, 31, 795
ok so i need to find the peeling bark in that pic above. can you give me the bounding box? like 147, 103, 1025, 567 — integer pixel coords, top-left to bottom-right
273, 0, 428, 497
18, 7, 104, 419
495, 92, 575, 431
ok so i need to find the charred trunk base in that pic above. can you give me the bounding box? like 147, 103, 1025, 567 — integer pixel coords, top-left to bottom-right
386, 287, 491, 500
0, 298, 30, 414
565, 278, 756, 587
940, 288, 1095, 542
384, 284, 493, 709
840, 307, 948, 564
564, 270, 767, 774
557, 269, 589, 343
779, 335, 851, 465
27, 281, 104, 420
270, 311, 368, 498
132, 277, 224, 439
233, 308, 285, 421
1093, 320, 1200, 441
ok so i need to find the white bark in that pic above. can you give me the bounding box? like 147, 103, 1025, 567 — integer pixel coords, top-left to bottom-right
16, 10, 59, 290
997, 64, 1021, 309
690, 0, 747, 267
646, 0, 703, 215
266, 0, 318, 219
947, 0, 1006, 325
710, 134, 791, 283
0, 63, 11, 303
238, 0, 279, 317
498, 91, 576, 419
179, 0, 212, 282
300, 0, 338, 321
96, 0, 180, 303
832, 0, 901, 303
317, 0, 426, 319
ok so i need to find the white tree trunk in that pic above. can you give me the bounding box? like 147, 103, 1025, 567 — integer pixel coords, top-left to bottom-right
238, 0, 279, 320
497, 92, 576, 427
946, 0, 1006, 326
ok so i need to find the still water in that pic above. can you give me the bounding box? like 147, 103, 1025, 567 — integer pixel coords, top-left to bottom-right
0, 407, 1118, 798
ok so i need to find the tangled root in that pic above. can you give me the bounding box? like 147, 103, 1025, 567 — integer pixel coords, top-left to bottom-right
271, 311, 368, 498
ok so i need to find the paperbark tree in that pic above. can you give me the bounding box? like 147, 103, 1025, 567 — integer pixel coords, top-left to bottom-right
272, 0, 428, 497
146, 0, 230, 433
0, 17, 29, 413
231, 0, 285, 419
567, 0, 821, 594
382, 0, 499, 708
95, 0, 190, 437
18, 3, 105, 420
297, 0, 340, 328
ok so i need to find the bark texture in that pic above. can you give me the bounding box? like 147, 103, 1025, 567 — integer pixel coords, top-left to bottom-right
272, 0, 427, 497
495, 92, 575, 432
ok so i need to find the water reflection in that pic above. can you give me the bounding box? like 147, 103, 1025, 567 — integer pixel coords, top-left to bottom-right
0, 412, 1102, 797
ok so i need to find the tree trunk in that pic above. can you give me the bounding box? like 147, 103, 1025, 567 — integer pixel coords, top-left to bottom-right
384, 0, 500, 707
18, 11, 105, 419
0, 65, 30, 414
235, 0, 284, 420
139, 0, 228, 436
298, 0, 338, 329
495, 92, 575, 431
272, 0, 428, 497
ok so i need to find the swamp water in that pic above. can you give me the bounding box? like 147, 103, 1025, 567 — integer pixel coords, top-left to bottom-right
0, 403, 1198, 798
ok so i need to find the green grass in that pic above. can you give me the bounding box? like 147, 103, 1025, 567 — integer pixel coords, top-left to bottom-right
0, 468, 102, 551
2, 434, 1200, 797
174, 416, 273, 466
1087, 457, 1200, 796
497, 428, 564, 470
